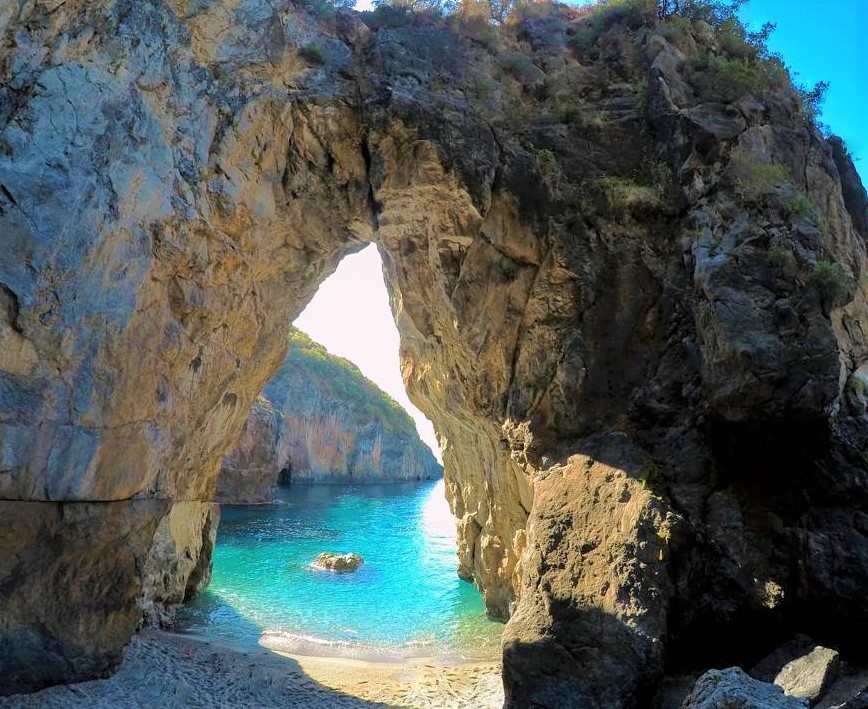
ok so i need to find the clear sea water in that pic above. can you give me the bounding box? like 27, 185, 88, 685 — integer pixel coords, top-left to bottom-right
177, 479, 503, 661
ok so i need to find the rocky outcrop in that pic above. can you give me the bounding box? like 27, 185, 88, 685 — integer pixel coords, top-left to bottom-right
0, 500, 169, 694
311, 552, 364, 572
217, 396, 286, 504
503, 436, 673, 707
681, 668, 808, 709
0, 0, 866, 703
264, 329, 441, 484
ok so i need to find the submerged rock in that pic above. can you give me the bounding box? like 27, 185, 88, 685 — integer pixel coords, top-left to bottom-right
312, 553, 364, 573
680, 668, 808, 709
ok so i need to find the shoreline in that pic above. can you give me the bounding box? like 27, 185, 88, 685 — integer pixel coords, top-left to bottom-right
0, 628, 504, 708
175, 626, 501, 666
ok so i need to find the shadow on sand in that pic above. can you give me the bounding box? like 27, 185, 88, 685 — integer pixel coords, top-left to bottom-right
0, 602, 394, 708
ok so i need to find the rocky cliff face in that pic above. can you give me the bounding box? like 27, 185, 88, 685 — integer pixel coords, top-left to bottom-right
216, 396, 286, 503
215, 332, 440, 501
263, 329, 441, 484
1, 0, 866, 704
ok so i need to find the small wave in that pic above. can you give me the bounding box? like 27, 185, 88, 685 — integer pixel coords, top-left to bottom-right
260, 631, 439, 663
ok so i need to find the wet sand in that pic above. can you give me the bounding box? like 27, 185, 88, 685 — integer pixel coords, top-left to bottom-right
0, 629, 503, 708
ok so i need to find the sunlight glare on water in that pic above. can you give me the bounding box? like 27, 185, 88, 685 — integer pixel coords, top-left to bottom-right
178, 480, 502, 661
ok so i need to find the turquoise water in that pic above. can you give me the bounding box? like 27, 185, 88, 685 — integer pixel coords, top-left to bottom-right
177, 480, 503, 661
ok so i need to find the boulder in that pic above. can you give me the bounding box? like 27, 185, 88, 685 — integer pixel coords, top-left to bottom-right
312, 553, 364, 573
752, 636, 820, 682
752, 636, 840, 705
774, 647, 840, 705
680, 668, 808, 709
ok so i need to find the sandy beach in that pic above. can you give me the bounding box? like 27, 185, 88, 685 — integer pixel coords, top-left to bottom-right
0, 629, 503, 708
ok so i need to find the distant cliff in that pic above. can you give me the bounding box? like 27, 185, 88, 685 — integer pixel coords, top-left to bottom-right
265, 329, 441, 484
218, 330, 441, 500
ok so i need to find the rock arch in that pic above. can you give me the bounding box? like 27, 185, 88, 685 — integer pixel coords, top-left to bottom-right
1, 1, 867, 705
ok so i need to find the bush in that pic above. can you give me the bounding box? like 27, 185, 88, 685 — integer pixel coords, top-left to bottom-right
359, 4, 415, 29
655, 15, 694, 52
797, 80, 830, 128
535, 148, 561, 189
545, 64, 606, 127
498, 52, 541, 84
809, 260, 854, 311
467, 74, 497, 103
728, 150, 789, 200
452, 13, 501, 52
298, 0, 338, 22
691, 54, 768, 102
568, 0, 654, 53
784, 193, 815, 220
588, 176, 662, 216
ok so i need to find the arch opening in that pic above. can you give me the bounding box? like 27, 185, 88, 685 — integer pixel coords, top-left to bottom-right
180, 244, 503, 663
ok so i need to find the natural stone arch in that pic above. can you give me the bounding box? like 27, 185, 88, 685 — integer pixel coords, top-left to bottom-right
2, 1, 868, 706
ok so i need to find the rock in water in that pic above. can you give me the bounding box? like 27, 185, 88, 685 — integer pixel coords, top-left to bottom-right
312, 553, 364, 573
681, 668, 809, 709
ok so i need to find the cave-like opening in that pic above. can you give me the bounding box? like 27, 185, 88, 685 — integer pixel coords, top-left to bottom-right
177, 244, 502, 663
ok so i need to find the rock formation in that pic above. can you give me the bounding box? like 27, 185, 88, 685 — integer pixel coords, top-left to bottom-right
312, 552, 364, 572
263, 329, 441, 484
681, 668, 809, 709
216, 396, 286, 504
215, 331, 441, 502
0, 0, 866, 705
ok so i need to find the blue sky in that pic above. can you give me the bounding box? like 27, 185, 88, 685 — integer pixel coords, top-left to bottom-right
295, 245, 443, 461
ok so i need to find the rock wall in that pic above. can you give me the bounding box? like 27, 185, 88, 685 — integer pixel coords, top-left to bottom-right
263, 329, 441, 484
1, 1, 866, 704
215, 333, 441, 501
217, 396, 286, 503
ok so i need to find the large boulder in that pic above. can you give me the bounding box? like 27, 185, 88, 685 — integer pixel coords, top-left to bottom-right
681, 668, 808, 709
774, 647, 840, 705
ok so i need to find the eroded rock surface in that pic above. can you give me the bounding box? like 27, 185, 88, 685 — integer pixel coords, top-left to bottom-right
681, 668, 808, 709
0, 0, 866, 703
217, 396, 286, 504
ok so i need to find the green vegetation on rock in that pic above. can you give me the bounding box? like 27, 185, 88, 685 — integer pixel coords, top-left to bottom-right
275, 329, 415, 435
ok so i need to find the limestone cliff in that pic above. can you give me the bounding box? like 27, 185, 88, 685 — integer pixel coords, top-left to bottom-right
263, 329, 441, 484
216, 396, 286, 503
0, 1, 866, 705
215, 332, 441, 502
